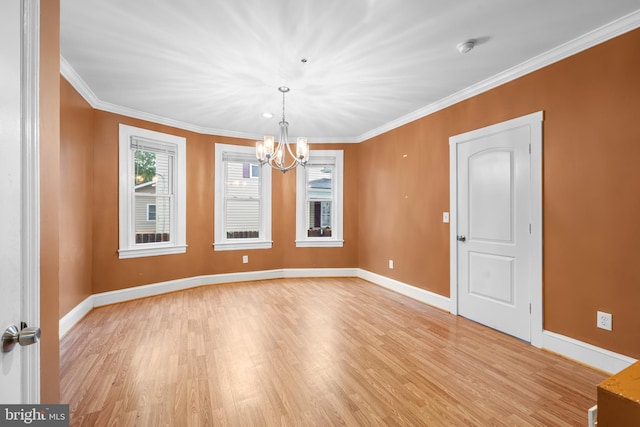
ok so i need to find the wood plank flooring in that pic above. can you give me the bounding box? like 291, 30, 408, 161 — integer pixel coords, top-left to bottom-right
60, 278, 606, 426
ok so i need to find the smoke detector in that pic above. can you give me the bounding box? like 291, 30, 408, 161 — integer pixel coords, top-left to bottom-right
456, 39, 476, 54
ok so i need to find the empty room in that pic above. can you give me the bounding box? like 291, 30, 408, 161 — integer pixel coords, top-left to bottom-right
2, 1, 640, 426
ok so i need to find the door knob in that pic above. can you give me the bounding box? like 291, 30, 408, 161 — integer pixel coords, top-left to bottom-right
18, 326, 41, 346
2, 325, 19, 353
457, 235, 466, 242
2, 324, 41, 353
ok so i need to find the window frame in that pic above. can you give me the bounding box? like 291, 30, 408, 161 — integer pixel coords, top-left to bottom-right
118, 124, 187, 259
295, 150, 344, 247
214, 143, 272, 251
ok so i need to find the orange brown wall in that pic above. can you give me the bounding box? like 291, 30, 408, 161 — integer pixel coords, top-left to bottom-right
60, 79, 94, 316
40, 0, 60, 403
358, 28, 640, 359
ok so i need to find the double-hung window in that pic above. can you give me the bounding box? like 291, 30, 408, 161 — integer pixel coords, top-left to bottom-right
214, 143, 272, 251
118, 124, 186, 258
296, 150, 344, 247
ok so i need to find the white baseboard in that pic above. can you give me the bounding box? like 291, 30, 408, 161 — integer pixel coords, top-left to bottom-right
60, 268, 359, 337
355, 269, 637, 373
357, 269, 451, 312
283, 268, 359, 278
92, 270, 274, 308
59, 296, 93, 338
542, 330, 636, 374
91, 268, 360, 309
92, 276, 199, 308
59, 269, 637, 375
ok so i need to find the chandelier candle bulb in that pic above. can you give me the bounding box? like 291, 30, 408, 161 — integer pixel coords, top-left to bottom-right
297, 137, 308, 159
256, 141, 265, 160
264, 135, 275, 157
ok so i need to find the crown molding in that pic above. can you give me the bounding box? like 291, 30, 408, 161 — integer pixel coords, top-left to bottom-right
60, 9, 640, 144
356, 9, 640, 143
305, 136, 361, 144
60, 55, 100, 106
61, 55, 263, 140
98, 98, 263, 140
61, 55, 360, 144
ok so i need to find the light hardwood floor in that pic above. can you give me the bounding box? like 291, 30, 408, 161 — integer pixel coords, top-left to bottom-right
60, 278, 606, 426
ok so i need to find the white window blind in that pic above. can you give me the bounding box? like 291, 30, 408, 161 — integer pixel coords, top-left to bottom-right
130, 136, 177, 155
214, 143, 272, 251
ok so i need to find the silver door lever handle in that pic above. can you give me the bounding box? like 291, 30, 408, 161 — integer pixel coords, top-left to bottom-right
457, 235, 466, 242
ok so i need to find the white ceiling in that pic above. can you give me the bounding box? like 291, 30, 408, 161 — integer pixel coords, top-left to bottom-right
60, 0, 640, 142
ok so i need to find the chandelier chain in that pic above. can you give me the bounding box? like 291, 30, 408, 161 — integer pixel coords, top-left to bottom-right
282, 90, 286, 123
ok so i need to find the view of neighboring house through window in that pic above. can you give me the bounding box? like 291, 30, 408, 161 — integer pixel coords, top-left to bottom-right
307, 166, 333, 235
296, 150, 344, 247
134, 149, 171, 243
214, 143, 272, 251
118, 124, 186, 259
225, 159, 259, 239
242, 162, 260, 179
146, 203, 156, 222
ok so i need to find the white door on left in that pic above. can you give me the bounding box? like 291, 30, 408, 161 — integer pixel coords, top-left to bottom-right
0, 0, 40, 404
0, 0, 26, 403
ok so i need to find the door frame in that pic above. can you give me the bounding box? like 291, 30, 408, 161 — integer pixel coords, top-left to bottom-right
449, 111, 543, 348
21, 0, 41, 402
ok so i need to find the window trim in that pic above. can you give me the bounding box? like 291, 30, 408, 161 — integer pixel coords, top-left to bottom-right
118, 124, 187, 259
295, 150, 344, 248
213, 143, 272, 251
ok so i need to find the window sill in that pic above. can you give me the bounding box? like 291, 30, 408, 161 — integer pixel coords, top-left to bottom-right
118, 244, 187, 259
295, 239, 344, 248
213, 241, 273, 251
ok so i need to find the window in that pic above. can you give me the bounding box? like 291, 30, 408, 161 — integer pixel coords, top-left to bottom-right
242, 163, 260, 179
214, 143, 272, 251
146, 204, 157, 222
296, 150, 344, 247
118, 124, 186, 258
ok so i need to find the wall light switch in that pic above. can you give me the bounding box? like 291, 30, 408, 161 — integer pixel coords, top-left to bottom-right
443, 212, 450, 223
389, 260, 394, 269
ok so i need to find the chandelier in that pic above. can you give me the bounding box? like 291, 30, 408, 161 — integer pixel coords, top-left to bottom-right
256, 86, 309, 172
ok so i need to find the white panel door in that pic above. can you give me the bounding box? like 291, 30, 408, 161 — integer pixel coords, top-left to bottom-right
0, 0, 26, 403
456, 124, 531, 342
0, 0, 40, 403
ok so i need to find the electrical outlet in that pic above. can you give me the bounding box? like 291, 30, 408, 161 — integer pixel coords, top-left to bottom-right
242, 255, 249, 264
597, 311, 612, 331
389, 260, 394, 269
